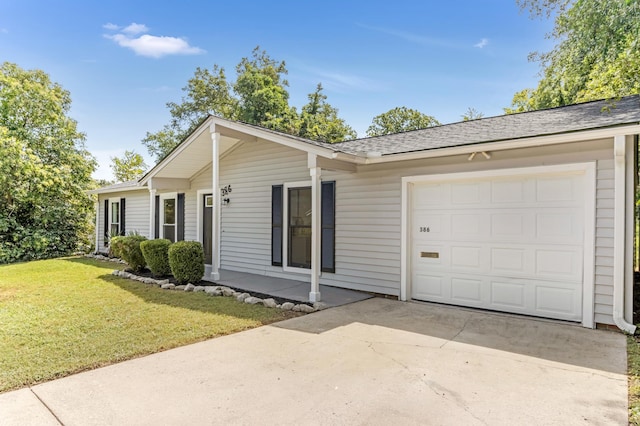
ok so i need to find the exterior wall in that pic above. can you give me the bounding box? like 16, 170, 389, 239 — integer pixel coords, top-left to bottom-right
218, 139, 310, 278
96, 189, 150, 250
322, 139, 615, 324
166, 136, 616, 325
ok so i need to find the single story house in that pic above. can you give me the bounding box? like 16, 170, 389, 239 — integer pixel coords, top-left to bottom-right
91, 95, 640, 332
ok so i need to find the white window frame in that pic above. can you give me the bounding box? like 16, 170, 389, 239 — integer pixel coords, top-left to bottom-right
159, 192, 177, 242
108, 197, 121, 238
283, 181, 312, 274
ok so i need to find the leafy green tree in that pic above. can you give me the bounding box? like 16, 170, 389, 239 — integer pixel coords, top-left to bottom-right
504, 89, 536, 114
0, 62, 96, 263
509, 0, 640, 110
110, 150, 148, 182
366, 107, 440, 137
143, 47, 355, 161
299, 84, 357, 142
461, 107, 485, 121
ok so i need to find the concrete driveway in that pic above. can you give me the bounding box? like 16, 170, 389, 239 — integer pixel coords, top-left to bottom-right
0, 298, 627, 425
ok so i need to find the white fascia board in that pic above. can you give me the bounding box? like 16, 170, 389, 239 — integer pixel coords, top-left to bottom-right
210, 118, 338, 159
139, 117, 215, 186
363, 124, 640, 165
88, 184, 147, 195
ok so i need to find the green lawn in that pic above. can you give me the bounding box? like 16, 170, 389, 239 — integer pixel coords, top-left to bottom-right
630, 336, 640, 424
0, 257, 298, 393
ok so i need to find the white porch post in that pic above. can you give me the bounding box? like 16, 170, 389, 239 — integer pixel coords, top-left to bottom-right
309, 165, 322, 302
149, 188, 156, 239
94, 201, 99, 253
210, 128, 221, 281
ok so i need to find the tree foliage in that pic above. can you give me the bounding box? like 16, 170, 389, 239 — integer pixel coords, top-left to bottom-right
143, 47, 355, 161
508, 0, 640, 111
366, 107, 440, 137
110, 150, 148, 182
0, 62, 96, 263
461, 107, 485, 121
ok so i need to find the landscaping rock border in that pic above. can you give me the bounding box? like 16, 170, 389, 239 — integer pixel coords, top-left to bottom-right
110, 269, 326, 313
85, 253, 126, 264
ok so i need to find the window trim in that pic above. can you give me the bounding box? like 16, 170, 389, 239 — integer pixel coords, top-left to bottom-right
283, 181, 312, 274
108, 198, 121, 238
159, 192, 177, 242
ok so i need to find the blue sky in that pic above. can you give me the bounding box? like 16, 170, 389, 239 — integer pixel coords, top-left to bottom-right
1, 0, 554, 180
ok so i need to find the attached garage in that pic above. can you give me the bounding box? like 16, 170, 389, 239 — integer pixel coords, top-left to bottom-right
404, 163, 596, 325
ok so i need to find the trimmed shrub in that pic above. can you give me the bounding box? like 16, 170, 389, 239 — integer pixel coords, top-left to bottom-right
140, 239, 172, 277
168, 241, 204, 285
112, 235, 147, 272
109, 235, 126, 259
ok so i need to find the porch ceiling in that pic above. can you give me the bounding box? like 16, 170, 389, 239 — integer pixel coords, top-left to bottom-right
153, 132, 239, 179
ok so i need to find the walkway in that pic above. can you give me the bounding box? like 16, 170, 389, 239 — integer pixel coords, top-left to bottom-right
211, 269, 372, 307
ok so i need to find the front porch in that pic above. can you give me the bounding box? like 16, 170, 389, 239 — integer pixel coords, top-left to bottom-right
206, 269, 372, 308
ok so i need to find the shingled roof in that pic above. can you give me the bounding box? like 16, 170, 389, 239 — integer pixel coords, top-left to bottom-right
332, 95, 640, 156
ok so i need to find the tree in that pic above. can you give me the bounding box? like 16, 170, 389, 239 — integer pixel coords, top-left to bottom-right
110, 150, 148, 182
461, 107, 485, 121
504, 89, 536, 114
366, 107, 440, 137
509, 0, 640, 110
299, 84, 357, 142
143, 47, 355, 161
0, 62, 96, 263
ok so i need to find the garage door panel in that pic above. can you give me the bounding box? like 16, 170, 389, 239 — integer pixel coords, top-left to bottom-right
491, 180, 528, 204
451, 182, 486, 205
536, 285, 581, 320
413, 274, 446, 299
490, 281, 527, 309
450, 246, 482, 269
450, 277, 483, 304
410, 169, 586, 322
535, 248, 582, 280
490, 248, 526, 273
536, 177, 581, 202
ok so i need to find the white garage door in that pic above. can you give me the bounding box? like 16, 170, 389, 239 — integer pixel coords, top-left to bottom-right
410, 167, 587, 322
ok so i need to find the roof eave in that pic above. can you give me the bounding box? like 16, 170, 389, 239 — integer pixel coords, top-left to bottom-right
361, 123, 640, 164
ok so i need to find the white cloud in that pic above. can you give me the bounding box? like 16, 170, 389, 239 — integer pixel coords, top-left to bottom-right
474, 38, 489, 48
122, 23, 148, 35
103, 23, 205, 58
103, 23, 120, 31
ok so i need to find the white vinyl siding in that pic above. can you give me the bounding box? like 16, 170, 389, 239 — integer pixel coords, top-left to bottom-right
96, 189, 150, 250
218, 140, 309, 279
173, 137, 616, 325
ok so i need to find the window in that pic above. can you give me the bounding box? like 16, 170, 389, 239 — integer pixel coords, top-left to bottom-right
271, 181, 335, 273
288, 186, 312, 269
110, 200, 120, 237
163, 197, 176, 243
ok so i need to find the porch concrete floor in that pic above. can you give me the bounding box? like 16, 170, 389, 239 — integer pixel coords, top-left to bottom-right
208, 269, 373, 307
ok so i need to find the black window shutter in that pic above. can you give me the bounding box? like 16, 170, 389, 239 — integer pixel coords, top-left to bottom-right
103, 199, 109, 246
177, 193, 185, 241
271, 185, 283, 266
119, 198, 126, 235
154, 195, 160, 239
321, 181, 335, 273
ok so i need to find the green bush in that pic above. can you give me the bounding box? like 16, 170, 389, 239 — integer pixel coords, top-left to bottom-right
140, 239, 172, 277
109, 235, 125, 259
168, 241, 204, 285
111, 235, 147, 272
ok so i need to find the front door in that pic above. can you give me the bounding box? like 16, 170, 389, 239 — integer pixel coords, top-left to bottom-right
203, 194, 213, 265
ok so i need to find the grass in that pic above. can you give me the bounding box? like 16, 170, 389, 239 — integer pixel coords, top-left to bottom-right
630, 336, 640, 424
0, 257, 299, 393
